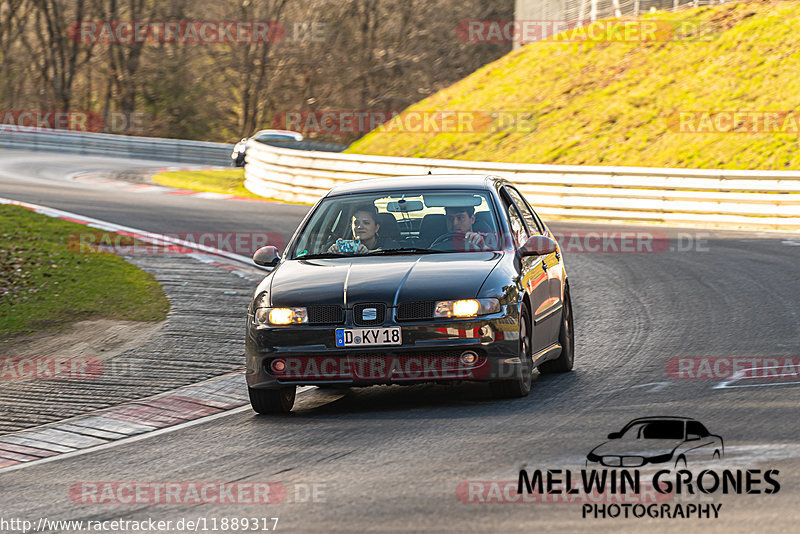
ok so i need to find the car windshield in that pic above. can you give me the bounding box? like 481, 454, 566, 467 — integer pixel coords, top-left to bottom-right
622, 420, 685, 440
254, 134, 296, 142
290, 190, 503, 259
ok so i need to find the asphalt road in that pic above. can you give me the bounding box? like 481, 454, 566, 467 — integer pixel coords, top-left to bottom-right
1, 150, 799, 533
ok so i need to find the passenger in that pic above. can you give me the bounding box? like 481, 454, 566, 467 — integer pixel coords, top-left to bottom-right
328, 205, 396, 254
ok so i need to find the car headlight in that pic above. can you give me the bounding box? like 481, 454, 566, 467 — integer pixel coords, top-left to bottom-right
254, 307, 308, 326
434, 298, 500, 318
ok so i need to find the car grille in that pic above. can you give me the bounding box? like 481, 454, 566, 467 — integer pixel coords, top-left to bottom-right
353, 303, 385, 326
307, 305, 344, 325
396, 301, 435, 321
601, 456, 645, 468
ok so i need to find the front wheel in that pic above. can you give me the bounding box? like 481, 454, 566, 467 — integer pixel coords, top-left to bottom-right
248, 386, 296, 414
490, 307, 532, 398
538, 290, 574, 374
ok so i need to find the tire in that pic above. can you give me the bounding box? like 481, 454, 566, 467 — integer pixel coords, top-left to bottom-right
248, 386, 296, 414
675, 455, 687, 469
490, 307, 532, 399
538, 290, 574, 374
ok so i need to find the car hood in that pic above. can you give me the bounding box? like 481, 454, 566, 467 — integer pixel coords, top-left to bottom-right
268, 252, 503, 307
590, 437, 684, 458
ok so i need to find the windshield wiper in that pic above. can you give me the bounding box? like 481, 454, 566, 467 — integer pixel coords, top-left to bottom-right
296, 252, 350, 259
369, 247, 443, 255
298, 248, 444, 259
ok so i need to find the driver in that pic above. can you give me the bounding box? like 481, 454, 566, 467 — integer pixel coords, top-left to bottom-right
444, 206, 487, 250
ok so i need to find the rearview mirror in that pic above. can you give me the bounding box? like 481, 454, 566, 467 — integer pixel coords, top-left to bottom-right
387, 200, 423, 212
253, 246, 280, 266
607, 432, 622, 439
520, 235, 558, 257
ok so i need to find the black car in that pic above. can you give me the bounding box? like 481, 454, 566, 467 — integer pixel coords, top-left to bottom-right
587, 417, 725, 468
245, 175, 574, 413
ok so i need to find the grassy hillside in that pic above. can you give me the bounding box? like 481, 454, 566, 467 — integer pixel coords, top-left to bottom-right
347, 1, 800, 169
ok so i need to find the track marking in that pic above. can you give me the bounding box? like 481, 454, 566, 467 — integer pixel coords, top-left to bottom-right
713, 365, 800, 390
0, 386, 314, 474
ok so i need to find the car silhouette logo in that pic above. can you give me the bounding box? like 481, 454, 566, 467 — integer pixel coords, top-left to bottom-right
362, 308, 377, 321
586, 417, 724, 469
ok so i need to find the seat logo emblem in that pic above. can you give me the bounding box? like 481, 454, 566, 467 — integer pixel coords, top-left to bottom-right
362, 308, 377, 321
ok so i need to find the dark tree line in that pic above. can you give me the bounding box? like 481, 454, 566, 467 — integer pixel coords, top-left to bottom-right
0, 0, 512, 142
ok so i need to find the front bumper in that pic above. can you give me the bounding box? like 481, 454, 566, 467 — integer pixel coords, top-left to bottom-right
245, 309, 522, 388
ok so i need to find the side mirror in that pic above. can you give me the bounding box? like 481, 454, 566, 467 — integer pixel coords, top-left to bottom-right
607, 432, 622, 440
520, 235, 558, 257
253, 246, 280, 267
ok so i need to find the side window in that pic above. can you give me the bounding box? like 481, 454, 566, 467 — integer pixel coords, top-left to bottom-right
686, 421, 709, 438
506, 187, 541, 235
502, 195, 529, 248
532, 211, 546, 235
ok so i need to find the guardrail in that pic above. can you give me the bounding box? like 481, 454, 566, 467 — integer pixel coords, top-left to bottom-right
245, 142, 800, 231
256, 139, 347, 153
0, 127, 232, 166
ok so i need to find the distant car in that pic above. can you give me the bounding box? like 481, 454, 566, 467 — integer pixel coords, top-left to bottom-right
245, 174, 575, 413
231, 129, 303, 167
586, 417, 724, 468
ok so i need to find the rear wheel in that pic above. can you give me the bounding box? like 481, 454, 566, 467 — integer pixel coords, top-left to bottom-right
490, 307, 532, 398
538, 290, 574, 374
248, 386, 296, 414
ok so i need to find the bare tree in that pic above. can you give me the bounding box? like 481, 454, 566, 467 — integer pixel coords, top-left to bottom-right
29, 0, 96, 111
2, 0, 513, 140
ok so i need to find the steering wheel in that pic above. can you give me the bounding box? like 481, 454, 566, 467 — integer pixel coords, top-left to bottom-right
429, 232, 483, 251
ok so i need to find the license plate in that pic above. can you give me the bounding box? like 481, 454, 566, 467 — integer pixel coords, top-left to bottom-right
335, 327, 401, 347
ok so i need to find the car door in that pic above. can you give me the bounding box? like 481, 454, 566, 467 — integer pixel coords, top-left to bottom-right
504, 186, 562, 350
499, 190, 551, 354
529, 206, 566, 311
682, 420, 722, 464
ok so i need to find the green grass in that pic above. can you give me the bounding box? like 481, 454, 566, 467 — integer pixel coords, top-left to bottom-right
0, 205, 170, 338
152, 169, 265, 199
347, 1, 800, 170
152, 169, 313, 204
